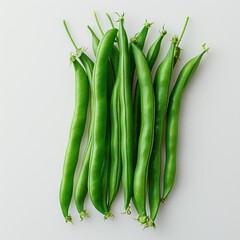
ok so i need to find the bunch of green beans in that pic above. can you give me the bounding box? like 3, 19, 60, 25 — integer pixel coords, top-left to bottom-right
59, 11, 209, 228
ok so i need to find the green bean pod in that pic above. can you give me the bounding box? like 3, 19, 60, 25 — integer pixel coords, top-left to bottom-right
148, 37, 178, 224
88, 25, 119, 215
101, 14, 122, 210
59, 55, 89, 223
74, 51, 94, 220
101, 59, 114, 217
131, 43, 155, 225
88, 25, 111, 214
62, 21, 94, 221
163, 45, 209, 200
133, 29, 167, 169
88, 28, 118, 215
118, 16, 133, 213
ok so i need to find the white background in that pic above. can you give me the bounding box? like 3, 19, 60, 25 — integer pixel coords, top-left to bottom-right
0, 0, 239, 239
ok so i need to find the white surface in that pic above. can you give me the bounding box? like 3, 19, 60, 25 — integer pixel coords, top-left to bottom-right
0, 0, 239, 239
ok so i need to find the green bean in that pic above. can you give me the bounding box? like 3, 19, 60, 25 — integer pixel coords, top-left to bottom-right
101, 57, 114, 218
133, 28, 167, 169
88, 21, 119, 215
90, 15, 118, 216
62, 21, 95, 220
147, 37, 178, 226
87, 24, 109, 214
163, 44, 209, 201
74, 50, 94, 220
88, 28, 118, 216
117, 14, 133, 213
108, 13, 121, 208
59, 53, 89, 223
131, 43, 155, 225
93, 12, 121, 211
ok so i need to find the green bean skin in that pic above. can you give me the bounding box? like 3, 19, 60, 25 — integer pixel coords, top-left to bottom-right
88, 24, 117, 86
78, 52, 94, 81
74, 140, 91, 220
133, 30, 167, 169
129, 21, 152, 87
74, 52, 94, 220
101, 61, 114, 216
88, 28, 118, 215
131, 43, 155, 224
108, 81, 122, 208
163, 46, 209, 201
88, 25, 119, 80
135, 20, 153, 49
105, 12, 120, 79
110, 46, 119, 79
148, 37, 178, 222
118, 16, 133, 213
59, 57, 89, 223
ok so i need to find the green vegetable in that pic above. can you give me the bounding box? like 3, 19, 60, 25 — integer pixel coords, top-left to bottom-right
118, 14, 133, 213
59, 46, 89, 222
131, 43, 155, 225
88, 28, 118, 217
163, 44, 209, 200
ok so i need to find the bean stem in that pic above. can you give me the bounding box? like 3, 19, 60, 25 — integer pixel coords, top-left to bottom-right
63, 20, 78, 50
177, 16, 189, 47
94, 11, 104, 36
106, 13, 115, 28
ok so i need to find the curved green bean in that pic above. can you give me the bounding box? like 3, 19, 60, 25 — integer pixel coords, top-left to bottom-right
133, 29, 167, 169
118, 15, 133, 213
131, 43, 155, 225
59, 54, 89, 223
88, 28, 118, 216
163, 44, 209, 200
74, 51, 94, 220
62, 21, 95, 220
